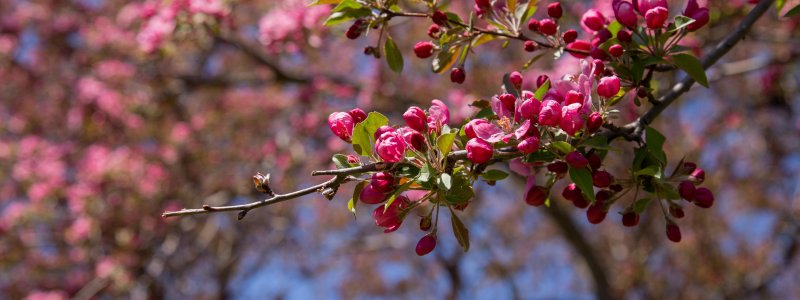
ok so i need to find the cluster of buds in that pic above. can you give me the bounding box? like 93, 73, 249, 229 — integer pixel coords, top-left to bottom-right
317, 0, 718, 255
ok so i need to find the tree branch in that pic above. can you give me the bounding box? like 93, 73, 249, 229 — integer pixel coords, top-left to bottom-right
601, 0, 775, 141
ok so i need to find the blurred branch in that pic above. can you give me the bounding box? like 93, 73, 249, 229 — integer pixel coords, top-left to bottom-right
601, 0, 775, 142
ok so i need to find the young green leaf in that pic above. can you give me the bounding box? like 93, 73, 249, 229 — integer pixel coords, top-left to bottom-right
481, 169, 509, 181
549, 141, 573, 155
437, 132, 458, 157
569, 167, 596, 202
384, 36, 404, 73
670, 15, 696, 33
785, 4, 800, 17
671, 53, 709, 88
349, 181, 367, 217
351, 123, 372, 156
332, 154, 355, 169
633, 198, 652, 214
450, 209, 470, 251
533, 78, 550, 101
439, 173, 453, 190
645, 126, 667, 166
323, 0, 371, 26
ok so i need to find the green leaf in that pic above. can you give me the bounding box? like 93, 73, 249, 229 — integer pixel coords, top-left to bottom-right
384, 36, 403, 73
671, 53, 709, 88
580, 135, 608, 149
533, 78, 550, 101
450, 210, 470, 251
351, 123, 371, 156
645, 126, 667, 167
445, 173, 474, 203
549, 141, 573, 155
654, 180, 680, 200
439, 173, 453, 190
383, 180, 414, 211
432, 45, 459, 74
418, 163, 433, 183
437, 132, 458, 157
516, 0, 539, 24
475, 107, 495, 119
308, 0, 342, 6
607, 20, 622, 36
445, 12, 464, 24
633, 198, 652, 214
785, 4, 800, 17
525, 149, 557, 163
349, 181, 367, 217
323, 0, 371, 26
670, 15, 696, 33
522, 52, 547, 70
481, 169, 509, 181
634, 165, 660, 177
568, 167, 595, 202
332, 154, 355, 169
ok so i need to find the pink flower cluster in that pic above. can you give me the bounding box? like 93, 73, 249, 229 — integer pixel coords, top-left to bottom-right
258, 1, 331, 53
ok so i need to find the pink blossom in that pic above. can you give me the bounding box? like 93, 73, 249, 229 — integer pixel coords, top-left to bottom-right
328, 112, 354, 142
560, 103, 585, 136
538, 100, 562, 126
427, 99, 450, 132
375, 131, 407, 163
466, 138, 493, 164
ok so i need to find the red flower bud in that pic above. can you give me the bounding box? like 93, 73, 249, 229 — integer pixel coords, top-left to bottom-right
562, 183, 582, 201
666, 222, 681, 243
587, 112, 603, 133
595, 190, 613, 204
588, 152, 603, 170
547, 2, 563, 19
678, 180, 696, 201
693, 187, 714, 208
547, 161, 568, 174
592, 59, 605, 76
609, 44, 624, 57
509, 71, 523, 89
562, 30, 578, 43
464, 119, 487, 140
526, 185, 548, 206
520, 99, 541, 120
566, 151, 589, 169
431, 10, 448, 26
345, 22, 363, 39
536, 75, 550, 88
590, 47, 608, 60
371, 172, 395, 193
684, 0, 709, 31
475, 0, 491, 10
573, 194, 589, 208
450, 67, 466, 84
499, 93, 517, 112
690, 168, 705, 184
373, 125, 395, 140
466, 138, 493, 164
610, 184, 623, 193
375, 131, 407, 163
419, 216, 431, 231
638, 0, 668, 16
400, 127, 425, 151
617, 30, 632, 42
348, 108, 367, 123
613, 0, 638, 28
645, 7, 669, 29
415, 234, 436, 256
538, 100, 562, 126
328, 112, 355, 142
373, 195, 409, 233
360, 184, 386, 204
564, 90, 584, 106
581, 9, 606, 31
403, 106, 427, 132
528, 18, 540, 32
566, 40, 591, 58
681, 161, 697, 175
622, 211, 639, 227
524, 40, 538, 52
427, 24, 441, 38
413, 41, 435, 58
670, 205, 685, 219
587, 203, 607, 224
592, 170, 613, 188
539, 19, 557, 36
597, 75, 621, 98
518, 136, 540, 154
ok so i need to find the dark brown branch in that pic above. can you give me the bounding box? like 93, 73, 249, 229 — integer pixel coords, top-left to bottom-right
601, 0, 775, 142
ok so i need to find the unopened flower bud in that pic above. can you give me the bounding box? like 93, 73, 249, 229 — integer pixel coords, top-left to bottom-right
431, 10, 448, 26
566, 40, 591, 58
403, 106, 427, 132
413, 41, 435, 58
592, 170, 613, 188
528, 18, 540, 32
427, 24, 441, 38
613, 0, 638, 27
370, 172, 395, 193
328, 112, 355, 142
526, 185, 548, 206
597, 75, 621, 98
466, 138, 493, 164
678, 180, 696, 201
547, 2, 563, 18
349, 108, 367, 123
509, 71, 523, 89
587, 112, 603, 132
374, 125, 395, 140
548, 161, 568, 174
375, 131, 407, 163
693, 187, 714, 208
538, 100, 562, 126
499, 93, 517, 112
415, 234, 436, 256
581, 9, 606, 31
566, 151, 589, 169
645, 7, 669, 29
670, 205, 685, 219
684, 0, 709, 31
690, 168, 705, 184
518, 136, 540, 154
666, 222, 681, 243
539, 19, 557, 36
565, 90, 584, 106
360, 184, 386, 204
622, 211, 639, 227
586, 203, 607, 224
609, 44, 624, 57
536, 75, 550, 88
520, 99, 541, 120
617, 30, 632, 43
562, 29, 578, 43
450, 67, 466, 84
